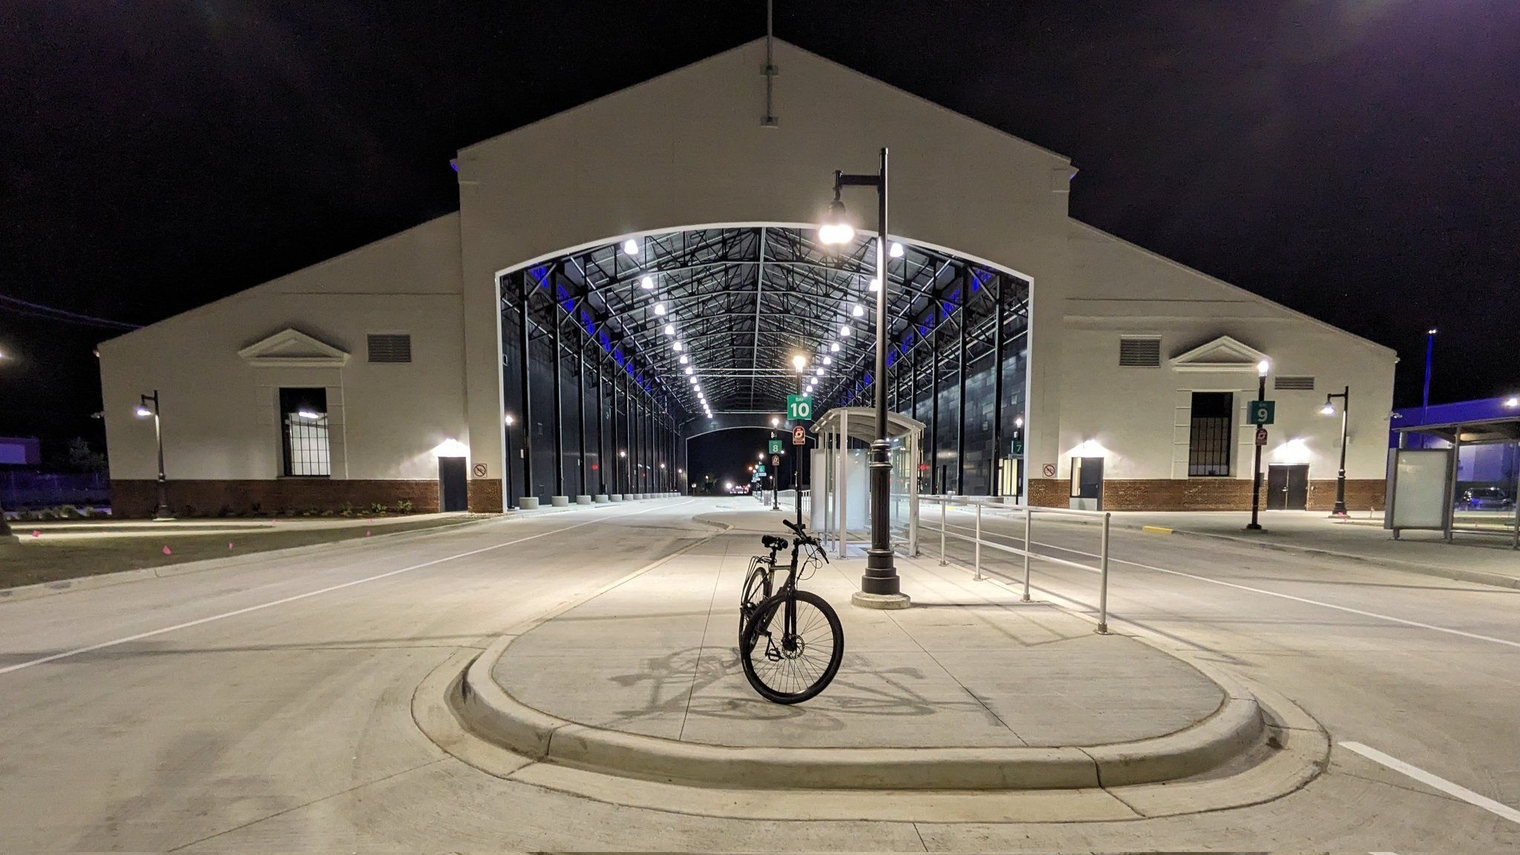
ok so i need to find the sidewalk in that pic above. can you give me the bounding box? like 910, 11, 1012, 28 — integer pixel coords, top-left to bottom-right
463, 509, 1272, 791
1105, 509, 1520, 589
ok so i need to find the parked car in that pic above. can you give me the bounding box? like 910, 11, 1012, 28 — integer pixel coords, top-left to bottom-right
1457, 487, 1514, 510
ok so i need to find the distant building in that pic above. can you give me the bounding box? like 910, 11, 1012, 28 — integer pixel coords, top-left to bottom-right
0, 436, 41, 467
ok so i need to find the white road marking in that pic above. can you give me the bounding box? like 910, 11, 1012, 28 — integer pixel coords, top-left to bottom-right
1340, 741, 1520, 826
938, 514, 1520, 650
0, 501, 690, 677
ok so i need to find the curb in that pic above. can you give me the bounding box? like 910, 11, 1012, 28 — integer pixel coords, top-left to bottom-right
451, 630, 1266, 791
0, 514, 502, 605
1121, 520, 1520, 591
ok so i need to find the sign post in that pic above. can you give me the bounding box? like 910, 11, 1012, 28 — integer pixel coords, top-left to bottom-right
1247, 365, 1273, 531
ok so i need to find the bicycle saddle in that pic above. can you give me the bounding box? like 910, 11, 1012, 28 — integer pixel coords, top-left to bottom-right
761, 534, 787, 550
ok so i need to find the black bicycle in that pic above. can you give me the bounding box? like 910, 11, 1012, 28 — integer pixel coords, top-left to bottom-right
737, 518, 844, 704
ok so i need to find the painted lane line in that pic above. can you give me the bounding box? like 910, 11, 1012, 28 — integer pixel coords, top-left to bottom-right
0, 500, 692, 677
1340, 742, 1520, 826
936, 516, 1520, 650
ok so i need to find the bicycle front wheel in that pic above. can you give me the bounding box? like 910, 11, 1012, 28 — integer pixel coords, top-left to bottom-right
740, 589, 844, 704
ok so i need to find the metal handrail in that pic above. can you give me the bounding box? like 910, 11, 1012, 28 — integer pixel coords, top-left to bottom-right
921, 497, 1113, 634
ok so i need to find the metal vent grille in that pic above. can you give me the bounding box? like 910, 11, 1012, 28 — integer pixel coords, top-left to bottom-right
1275, 375, 1315, 391
366, 334, 412, 363
1119, 337, 1161, 367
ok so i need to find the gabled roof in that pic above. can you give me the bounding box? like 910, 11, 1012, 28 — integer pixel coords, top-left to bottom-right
237, 328, 349, 368
1170, 335, 1267, 373
460, 37, 1070, 166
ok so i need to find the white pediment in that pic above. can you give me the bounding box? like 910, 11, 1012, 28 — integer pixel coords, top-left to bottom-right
1170, 335, 1266, 373
238, 328, 350, 368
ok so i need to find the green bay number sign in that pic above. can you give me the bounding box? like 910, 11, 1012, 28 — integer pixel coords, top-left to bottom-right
787, 394, 813, 421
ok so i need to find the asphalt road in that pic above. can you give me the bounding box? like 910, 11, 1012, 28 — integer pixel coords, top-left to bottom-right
1, 497, 1515, 852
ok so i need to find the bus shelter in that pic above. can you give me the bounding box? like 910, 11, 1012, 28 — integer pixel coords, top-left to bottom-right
811, 407, 926, 558
1388, 404, 1520, 549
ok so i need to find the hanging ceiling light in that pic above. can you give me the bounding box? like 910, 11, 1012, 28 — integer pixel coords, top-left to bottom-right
840, 325, 851, 337
673, 340, 683, 351
685, 366, 693, 375
823, 356, 832, 365
815, 367, 824, 376
851, 303, 864, 318
869, 277, 881, 292
889, 242, 904, 258
663, 323, 675, 336
623, 239, 639, 255
678, 354, 688, 364
830, 342, 840, 352
640, 275, 653, 290
653, 302, 666, 316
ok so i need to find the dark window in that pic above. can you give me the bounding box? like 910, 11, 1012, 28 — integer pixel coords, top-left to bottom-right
279, 388, 331, 477
1274, 375, 1315, 391
1188, 391, 1233, 477
367, 334, 412, 363
1119, 337, 1161, 367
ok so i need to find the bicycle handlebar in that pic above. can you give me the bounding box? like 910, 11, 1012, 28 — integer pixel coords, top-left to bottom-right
782, 518, 828, 563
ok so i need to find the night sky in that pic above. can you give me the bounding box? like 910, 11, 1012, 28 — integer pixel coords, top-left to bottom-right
4, 1, 1518, 459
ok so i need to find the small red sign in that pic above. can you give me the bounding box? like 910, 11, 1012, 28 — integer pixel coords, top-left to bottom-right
472, 463, 488, 478
792, 426, 806, 445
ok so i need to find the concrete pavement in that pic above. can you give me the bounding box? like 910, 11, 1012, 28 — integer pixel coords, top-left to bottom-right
0, 496, 1516, 851
1108, 508, 1520, 588
457, 514, 1276, 795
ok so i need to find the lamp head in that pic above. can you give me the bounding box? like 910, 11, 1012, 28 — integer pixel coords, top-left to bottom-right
504, 414, 515, 426
135, 405, 152, 418
818, 194, 854, 245
1256, 359, 1269, 377
1427, 328, 1438, 335
791, 354, 807, 372
1320, 399, 1336, 416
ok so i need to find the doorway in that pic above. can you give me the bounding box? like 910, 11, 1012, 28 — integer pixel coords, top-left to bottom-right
1267, 464, 1309, 510
1070, 456, 1104, 510
438, 456, 468, 512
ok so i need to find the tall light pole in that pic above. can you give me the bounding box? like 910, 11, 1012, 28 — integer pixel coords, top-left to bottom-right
821, 147, 908, 608
1420, 328, 1436, 449
0, 350, 13, 541
1247, 359, 1270, 531
1321, 387, 1350, 517
135, 390, 173, 520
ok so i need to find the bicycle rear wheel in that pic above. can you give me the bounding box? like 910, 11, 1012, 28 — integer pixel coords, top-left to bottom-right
740, 589, 844, 704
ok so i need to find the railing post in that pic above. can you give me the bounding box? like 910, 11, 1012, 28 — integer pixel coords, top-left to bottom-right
938, 499, 947, 566
1097, 512, 1111, 634
974, 502, 983, 580
1021, 506, 1032, 603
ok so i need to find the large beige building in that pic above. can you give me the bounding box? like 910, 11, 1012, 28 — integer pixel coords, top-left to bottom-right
98, 38, 1395, 517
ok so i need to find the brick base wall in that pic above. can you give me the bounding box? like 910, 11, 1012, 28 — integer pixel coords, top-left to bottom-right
1021, 477, 1385, 512
1028, 479, 1067, 508
468, 479, 503, 514
1307, 479, 1386, 513
111, 479, 444, 519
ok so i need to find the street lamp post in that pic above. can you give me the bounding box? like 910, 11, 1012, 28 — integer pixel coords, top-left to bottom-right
822, 147, 908, 608
1321, 386, 1351, 517
504, 414, 516, 510
135, 390, 173, 520
1247, 359, 1270, 531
